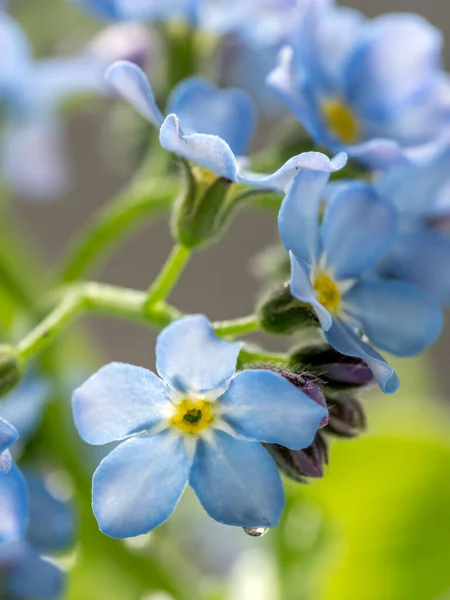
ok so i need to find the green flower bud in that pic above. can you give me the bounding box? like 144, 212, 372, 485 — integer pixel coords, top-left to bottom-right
172, 161, 235, 249
257, 283, 319, 334
0, 345, 23, 397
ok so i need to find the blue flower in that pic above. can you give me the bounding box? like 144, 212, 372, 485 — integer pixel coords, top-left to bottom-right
106, 61, 346, 192
0, 418, 27, 544
374, 145, 450, 305
0, 375, 50, 441
268, 5, 450, 170
278, 171, 444, 394
72, 315, 327, 537
0, 473, 75, 600
67, 0, 198, 22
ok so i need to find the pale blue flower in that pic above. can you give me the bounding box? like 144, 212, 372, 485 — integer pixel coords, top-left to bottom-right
0, 418, 27, 544
0, 375, 50, 441
106, 61, 346, 192
72, 315, 327, 537
67, 0, 198, 22
268, 5, 450, 170
278, 171, 444, 393
0, 473, 75, 600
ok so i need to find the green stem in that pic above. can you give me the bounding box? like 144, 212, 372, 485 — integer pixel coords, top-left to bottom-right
57, 174, 177, 284
214, 315, 260, 337
144, 244, 191, 308
239, 347, 288, 366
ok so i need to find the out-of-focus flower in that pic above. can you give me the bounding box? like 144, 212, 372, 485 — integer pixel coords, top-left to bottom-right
72, 314, 327, 537
0, 473, 75, 600
375, 146, 450, 305
87, 22, 154, 70
0, 375, 50, 441
278, 171, 443, 393
0, 418, 27, 544
106, 61, 346, 192
0, 13, 152, 201
268, 5, 450, 169
67, 0, 198, 22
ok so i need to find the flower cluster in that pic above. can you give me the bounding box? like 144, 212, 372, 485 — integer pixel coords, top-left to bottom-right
1, 0, 450, 595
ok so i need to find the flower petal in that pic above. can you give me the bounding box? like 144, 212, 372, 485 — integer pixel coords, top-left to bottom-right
159, 114, 238, 181
168, 76, 256, 156
0, 464, 28, 543
156, 315, 242, 395
238, 150, 346, 194
93, 431, 191, 538
0, 13, 30, 79
278, 169, 330, 264
72, 362, 171, 445
105, 60, 164, 126
344, 279, 443, 357
0, 450, 12, 474
345, 13, 443, 119
290, 253, 332, 331
5, 546, 64, 600
0, 375, 49, 440
190, 430, 284, 528
322, 182, 397, 279
26, 473, 75, 553
0, 417, 18, 454
324, 319, 399, 394
219, 370, 327, 450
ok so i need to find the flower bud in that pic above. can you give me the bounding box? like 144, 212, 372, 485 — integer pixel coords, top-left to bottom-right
289, 344, 374, 389
266, 433, 328, 483
0, 346, 23, 397
257, 283, 319, 334
324, 392, 366, 438
172, 161, 234, 248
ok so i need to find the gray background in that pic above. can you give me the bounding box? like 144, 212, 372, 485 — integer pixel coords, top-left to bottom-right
13, 0, 450, 392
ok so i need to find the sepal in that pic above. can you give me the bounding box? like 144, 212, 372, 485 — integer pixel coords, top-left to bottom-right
257, 283, 320, 334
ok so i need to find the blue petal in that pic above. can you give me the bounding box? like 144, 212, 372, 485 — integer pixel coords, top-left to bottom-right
0, 375, 49, 440
290, 253, 333, 330
321, 182, 397, 279
168, 77, 256, 156
25, 473, 75, 553
190, 430, 284, 527
93, 432, 191, 538
0, 449, 12, 474
239, 150, 347, 194
0, 417, 18, 454
5, 546, 64, 600
0, 464, 28, 543
68, 0, 122, 19
0, 13, 30, 80
324, 319, 399, 394
343, 279, 443, 357
156, 315, 242, 395
72, 362, 171, 445
344, 13, 443, 120
159, 114, 238, 181
346, 138, 411, 171
387, 229, 450, 304
1, 117, 71, 201
219, 370, 327, 449
105, 61, 164, 127
278, 169, 330, 264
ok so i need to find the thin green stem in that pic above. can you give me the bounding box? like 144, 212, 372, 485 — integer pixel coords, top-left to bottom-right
145, 244, 191, 308
213, 315, 260, 337
239, 347, 288, 366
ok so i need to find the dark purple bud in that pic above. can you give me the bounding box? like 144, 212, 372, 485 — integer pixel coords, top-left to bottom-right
265, 433, 328, 483
325, 393, 366, 438
289, 344, 374, 388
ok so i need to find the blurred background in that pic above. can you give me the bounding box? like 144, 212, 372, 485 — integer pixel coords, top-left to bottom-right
6, 1, 450, 599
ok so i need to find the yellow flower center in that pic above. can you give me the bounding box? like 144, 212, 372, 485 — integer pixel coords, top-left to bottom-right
321, 98, 359, 144
313, 271, 341, 314
170, 398, 215, 434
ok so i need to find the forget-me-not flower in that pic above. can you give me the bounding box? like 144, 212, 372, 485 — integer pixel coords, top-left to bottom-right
72, 315, 327, 537
278, 171, 443, 393
106, 61, 346, 193
268, 5, 450, 170
67, 0, 198, 22
374, 145, 450, 305
0, 418, 27, 544
0, 473, 75, 600
0, 375, 50, 441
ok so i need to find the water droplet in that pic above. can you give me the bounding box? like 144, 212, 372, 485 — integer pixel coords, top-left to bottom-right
243, 526, 269, 537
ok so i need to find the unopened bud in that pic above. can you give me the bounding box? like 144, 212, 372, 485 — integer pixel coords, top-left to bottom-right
257, 283, 319, 335
266, 433, 328, 483
0, 346, 23, 397
325, 392, 366, 438
289, 344, 374, 389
